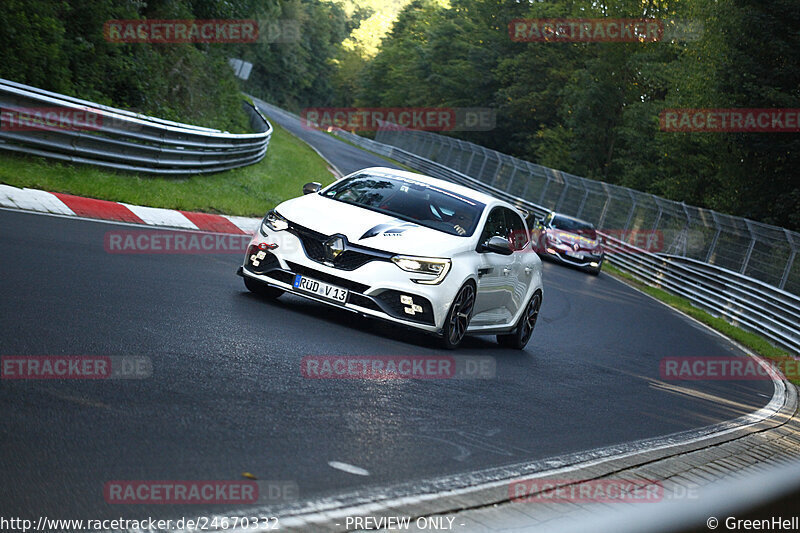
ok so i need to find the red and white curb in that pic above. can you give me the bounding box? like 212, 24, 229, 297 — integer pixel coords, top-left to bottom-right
0, 184, 260, 234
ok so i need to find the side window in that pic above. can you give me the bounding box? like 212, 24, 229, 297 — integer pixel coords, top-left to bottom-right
479, 207, 507, 244
504, 208, 528, 251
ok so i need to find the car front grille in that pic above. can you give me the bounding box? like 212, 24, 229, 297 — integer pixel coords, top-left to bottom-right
287, 221, 391, 271
290, 224, 327, 261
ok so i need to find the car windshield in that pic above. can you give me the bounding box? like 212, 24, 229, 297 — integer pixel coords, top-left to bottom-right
551, 215, 597, 239
322, 173, 485, 237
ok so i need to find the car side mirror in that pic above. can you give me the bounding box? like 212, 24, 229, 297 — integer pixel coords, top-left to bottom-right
303, 182, 321, 195
483, 235, 513, 255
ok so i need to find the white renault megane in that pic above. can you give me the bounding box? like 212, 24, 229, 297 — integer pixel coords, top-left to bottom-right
238, 167, 543, 349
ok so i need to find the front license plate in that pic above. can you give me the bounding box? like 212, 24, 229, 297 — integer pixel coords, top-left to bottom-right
293, 275, 348, 303
566, 250, 584, 259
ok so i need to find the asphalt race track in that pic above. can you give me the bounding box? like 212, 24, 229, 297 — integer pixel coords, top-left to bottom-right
0, 117, 775, 522
253, 99, 403, 176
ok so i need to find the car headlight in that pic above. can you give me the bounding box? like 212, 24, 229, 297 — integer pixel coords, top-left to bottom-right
262, 210, 288, 235
391, 255, 451, 285
547, 232, 562, 245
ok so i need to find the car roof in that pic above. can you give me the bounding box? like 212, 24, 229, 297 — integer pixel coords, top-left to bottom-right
549, 211, 596, 228
348, 167, 521, 214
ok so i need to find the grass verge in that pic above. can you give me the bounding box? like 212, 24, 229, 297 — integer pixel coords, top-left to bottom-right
0, 117, 334, 218
604, 263, 799, 385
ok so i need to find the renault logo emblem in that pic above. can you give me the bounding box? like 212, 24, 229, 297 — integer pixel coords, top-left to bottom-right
324, 236, 345, 262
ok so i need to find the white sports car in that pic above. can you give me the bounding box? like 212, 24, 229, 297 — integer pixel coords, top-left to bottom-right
237, 167, 543, 349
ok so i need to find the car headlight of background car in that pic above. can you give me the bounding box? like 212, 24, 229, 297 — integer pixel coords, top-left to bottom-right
261, 210, 289, 235
391, 255, 452, 285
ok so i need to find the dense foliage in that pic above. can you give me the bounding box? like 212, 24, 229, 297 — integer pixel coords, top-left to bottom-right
355, 0, 800, 230
1, 0, 797, 229
1, 0, 256, 131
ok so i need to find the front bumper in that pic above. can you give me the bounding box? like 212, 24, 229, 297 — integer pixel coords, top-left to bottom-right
541, 244, 604, 268
239, 229, 461, 334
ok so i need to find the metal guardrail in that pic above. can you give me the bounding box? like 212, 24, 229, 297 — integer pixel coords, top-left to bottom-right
333, 128, 800, 354
0, 78, 272, 175
374, 128, 800, 296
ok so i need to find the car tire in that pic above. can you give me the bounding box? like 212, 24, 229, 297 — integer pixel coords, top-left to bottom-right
497, 290, 542, 350
440, 282, 476, 350
244, 276, 283, 299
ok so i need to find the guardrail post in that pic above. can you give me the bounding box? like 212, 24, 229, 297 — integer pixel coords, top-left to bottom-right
490, 155, 504, 186
597, 184, 612, 230
538, 174, 552, 205
705, 212, 722, 263
520, 165, 536, 199
780, 229, 796, 290
576, 187, 590, 218
457, 140, 471, 173
781, 250, 796, 291
476, 148, 489, 181
623, 191, 637, 231
652, 205, 663, 233
673, 202, 691, 257
420, 135, 432, 159
465, 149, 476, 175
414, 134, 425, 157
409, 133, 421, 156
555, 182, 570, 212
506, 164, 519, 192
444, 142, 455, 167
740, 220, 757, 275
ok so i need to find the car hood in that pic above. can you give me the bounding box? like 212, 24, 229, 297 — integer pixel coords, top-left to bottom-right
548, 229, 601, 249
276, 194, 474, 256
